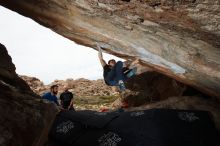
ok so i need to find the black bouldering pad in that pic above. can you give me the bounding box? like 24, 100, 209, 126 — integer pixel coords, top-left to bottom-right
48, 109, 218, 146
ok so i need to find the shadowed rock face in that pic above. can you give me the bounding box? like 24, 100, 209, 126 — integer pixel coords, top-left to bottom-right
123, 71, 187, 106
0, 0, 219, 98
0, 44, 58, 146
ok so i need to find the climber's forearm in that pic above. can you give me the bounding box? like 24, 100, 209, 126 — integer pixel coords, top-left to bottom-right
97, 43, 107, 67
99, 57, 107, 67
130, 58, 140, 67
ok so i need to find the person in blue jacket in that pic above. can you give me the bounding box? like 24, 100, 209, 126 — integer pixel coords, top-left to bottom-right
42, 85, 59, 106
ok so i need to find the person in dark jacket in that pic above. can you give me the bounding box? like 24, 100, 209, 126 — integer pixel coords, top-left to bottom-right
97, 43, 138, 91
60, 86, 74, 110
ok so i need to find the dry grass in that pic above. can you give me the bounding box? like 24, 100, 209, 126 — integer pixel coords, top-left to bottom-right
73, 95, 119, 111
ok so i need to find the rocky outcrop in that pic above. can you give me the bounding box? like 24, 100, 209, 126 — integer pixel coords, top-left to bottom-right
0, 0, 219, 98
50, 78, 118, 97
19, 76, 118, 97
21, 71, 195, 103
19, 75, 46, 94
0, 42, 219, 146
0, 44, 58, 146
0, 1, 220, 144
122, 71, 188, 106
20, 72, 192, 110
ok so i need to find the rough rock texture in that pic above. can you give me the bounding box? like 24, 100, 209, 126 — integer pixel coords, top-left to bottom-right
19, 75, 46, 94
122, 71, 188, 106
0, 0, 219, 98
0, 44, 58, 146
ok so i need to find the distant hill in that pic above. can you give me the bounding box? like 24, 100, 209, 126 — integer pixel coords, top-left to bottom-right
19, 75, 119, 97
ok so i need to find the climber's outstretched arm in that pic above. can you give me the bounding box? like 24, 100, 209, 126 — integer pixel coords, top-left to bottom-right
125, 58, 140, 69
97, 43, 107, 67
130, 58, 140, 66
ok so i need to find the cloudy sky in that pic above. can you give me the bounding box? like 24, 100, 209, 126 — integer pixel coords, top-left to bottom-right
0, 6, 121, 84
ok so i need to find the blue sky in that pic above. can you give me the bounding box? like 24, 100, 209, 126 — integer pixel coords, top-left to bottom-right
0, 6, 122, 84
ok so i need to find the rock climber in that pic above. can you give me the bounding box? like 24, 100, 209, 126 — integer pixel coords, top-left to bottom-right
97, 43, 139, 91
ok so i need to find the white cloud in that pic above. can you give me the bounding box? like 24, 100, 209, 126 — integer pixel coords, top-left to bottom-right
0, 6, 122, 84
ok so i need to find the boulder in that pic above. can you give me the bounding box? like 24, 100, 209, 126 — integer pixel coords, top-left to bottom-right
122, 71, 187, 106
0, 44, 58, 146
0, 0, 219, 97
